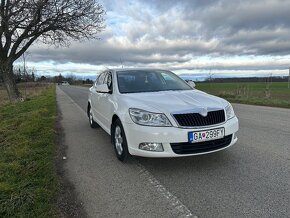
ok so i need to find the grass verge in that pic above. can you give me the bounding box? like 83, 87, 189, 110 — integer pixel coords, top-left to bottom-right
0, 85, 57, 217
0, 82, 51, 106
197, 82, 290, 108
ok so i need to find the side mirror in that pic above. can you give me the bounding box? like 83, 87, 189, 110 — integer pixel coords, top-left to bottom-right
187, 81, 196, 89
96, 84, 110, 93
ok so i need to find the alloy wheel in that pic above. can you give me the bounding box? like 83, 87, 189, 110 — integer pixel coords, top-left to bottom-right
114, 126, 123, 155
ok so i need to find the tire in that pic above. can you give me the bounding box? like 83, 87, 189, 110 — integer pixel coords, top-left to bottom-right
89, 107, 98, 128
112, 119, 129, 161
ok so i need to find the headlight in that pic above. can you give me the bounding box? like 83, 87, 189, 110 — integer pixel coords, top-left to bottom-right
225, 103, 235, 120
129, 108, 172, 126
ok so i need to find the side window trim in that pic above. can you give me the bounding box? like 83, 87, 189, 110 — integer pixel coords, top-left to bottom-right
103, 71, 113, 93
107, 72, 113, 93
96, 72, 106, 85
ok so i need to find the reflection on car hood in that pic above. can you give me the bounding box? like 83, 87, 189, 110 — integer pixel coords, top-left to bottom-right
122, 90, 228, 114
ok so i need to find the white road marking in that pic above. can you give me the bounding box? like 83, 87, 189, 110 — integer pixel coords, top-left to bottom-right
137, 162, 196, 218
58, 86, 197, 218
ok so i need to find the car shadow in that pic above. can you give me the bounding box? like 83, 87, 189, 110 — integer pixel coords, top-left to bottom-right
134, 147, 240, 174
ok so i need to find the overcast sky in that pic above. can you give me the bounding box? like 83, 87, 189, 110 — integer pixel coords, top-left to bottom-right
23, 0, 290, 78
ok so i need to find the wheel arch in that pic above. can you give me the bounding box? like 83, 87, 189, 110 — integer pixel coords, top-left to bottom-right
87, 101, 91, 117
111, 114, 120, 140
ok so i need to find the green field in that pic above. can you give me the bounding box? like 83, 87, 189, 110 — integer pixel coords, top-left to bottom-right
0, 86, 57, 217
196, 82, 290, 108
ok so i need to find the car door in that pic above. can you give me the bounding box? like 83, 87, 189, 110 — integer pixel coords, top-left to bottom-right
97, 71, 114, 131
91, 72, 106, 123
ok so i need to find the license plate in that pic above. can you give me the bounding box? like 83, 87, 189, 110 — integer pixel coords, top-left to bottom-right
188, 128, 225, 143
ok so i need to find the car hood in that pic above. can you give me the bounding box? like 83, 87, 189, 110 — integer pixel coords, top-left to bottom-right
121, 90, 228, 115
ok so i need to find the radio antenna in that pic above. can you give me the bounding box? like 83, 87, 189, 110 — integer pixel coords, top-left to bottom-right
120, 58, 124, 68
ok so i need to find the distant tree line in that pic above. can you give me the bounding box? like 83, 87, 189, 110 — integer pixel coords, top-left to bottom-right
0, 66, 35, 84
2, 72, 286, 87
0, 70, 94, 86
52, 74, 93, 85
201, 76, 288, 83
15, 67, 36, 83
32, 73, 93, 85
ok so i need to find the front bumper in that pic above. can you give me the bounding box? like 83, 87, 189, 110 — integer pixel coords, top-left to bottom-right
123, 116, 239, 157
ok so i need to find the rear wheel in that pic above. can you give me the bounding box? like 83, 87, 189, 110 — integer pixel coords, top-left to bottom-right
112, 119, 129, 161
89, 107, 98, 128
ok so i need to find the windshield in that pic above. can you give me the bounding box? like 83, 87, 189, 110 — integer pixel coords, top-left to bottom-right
117, 70, 192, 93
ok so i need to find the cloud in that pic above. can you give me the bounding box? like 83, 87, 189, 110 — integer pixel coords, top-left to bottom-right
25, 0, 290, 76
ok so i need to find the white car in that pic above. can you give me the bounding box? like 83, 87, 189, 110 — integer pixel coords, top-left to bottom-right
61, 81, 70, 85
88, 69, 239, 161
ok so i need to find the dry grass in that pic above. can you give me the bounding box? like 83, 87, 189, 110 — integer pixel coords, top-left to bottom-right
0, 82, 52, 107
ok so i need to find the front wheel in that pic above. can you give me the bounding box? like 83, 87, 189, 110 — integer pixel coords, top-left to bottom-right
112, 119, 129, 161
89, 107, 98, 128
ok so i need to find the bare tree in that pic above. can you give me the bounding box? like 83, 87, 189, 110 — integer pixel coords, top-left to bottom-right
0, 0, 105, 101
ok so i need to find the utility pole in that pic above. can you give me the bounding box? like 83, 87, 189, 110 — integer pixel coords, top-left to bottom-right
288, 67, 290, 89
23, 52, 27, 98
267, 73, 272, 89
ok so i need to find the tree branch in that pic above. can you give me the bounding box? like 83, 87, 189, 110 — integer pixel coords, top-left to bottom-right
1, 0, 105, 62
14, 34, 39, 60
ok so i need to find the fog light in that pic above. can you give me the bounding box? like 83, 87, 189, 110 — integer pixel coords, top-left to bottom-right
139, 143, 164, 152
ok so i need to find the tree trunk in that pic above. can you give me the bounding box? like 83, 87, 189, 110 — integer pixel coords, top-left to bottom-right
0, 62, 21, 102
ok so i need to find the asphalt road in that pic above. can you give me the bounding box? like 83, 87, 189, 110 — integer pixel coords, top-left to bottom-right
58, 85, 290, 218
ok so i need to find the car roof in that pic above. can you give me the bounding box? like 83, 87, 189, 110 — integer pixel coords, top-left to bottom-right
109, 68, 170, 73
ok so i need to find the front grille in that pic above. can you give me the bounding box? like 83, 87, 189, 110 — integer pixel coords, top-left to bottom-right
170, 134, 232, 155
173, 110, 225, 127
